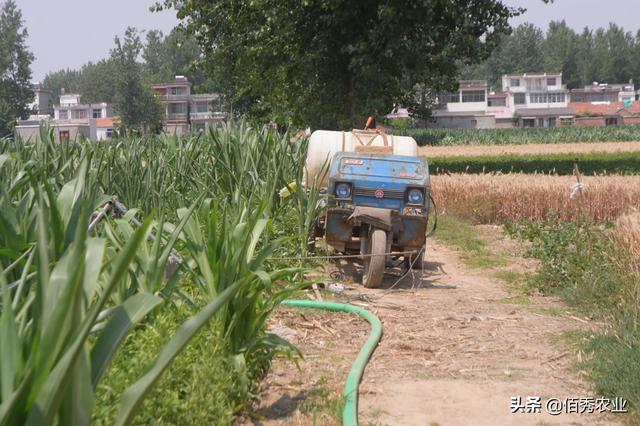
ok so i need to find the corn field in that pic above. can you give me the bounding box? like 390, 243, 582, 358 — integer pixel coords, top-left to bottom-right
432, 173, 640, 223
0, 124, 320, 425
397, 125, 640, 146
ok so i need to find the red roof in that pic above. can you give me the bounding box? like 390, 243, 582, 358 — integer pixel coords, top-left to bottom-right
570, 102, 640, 117
95, 117, 116, 128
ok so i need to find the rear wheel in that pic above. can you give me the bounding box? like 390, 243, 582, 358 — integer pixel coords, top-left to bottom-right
363, 228, 386, 288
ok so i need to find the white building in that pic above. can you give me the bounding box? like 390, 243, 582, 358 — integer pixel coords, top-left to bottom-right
54, 94, 113, 120
502, 73, 573, 127
430, 81, 495, 128
17, 93, 116, 142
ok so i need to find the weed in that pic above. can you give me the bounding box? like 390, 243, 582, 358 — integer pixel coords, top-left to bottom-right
435, 215, 507, 268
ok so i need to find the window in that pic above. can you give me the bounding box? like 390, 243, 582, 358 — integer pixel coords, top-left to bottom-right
58, 109, 68, 119
548, 117, 556, 128
169, 103, 187, 114
606, 117, 618, 126
59, 130, 70, 142
547, 77, 556, 86
446, 92, 460, 103
522, 118, 535, 127
461, 90, 485, 103
74, 110, 87, 119
488, 98, 506, 107
195, 122, 206, 132
106, 129, 114, 138
92, 109, 102, 118
170, 87, 186, 96
510, 79, 520, 87
530, 93, 566, 103
514, 93, 526, 105
196, 102, 209, 113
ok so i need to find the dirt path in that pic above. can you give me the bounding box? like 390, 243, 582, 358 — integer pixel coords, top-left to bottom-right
249, 237, 616, 425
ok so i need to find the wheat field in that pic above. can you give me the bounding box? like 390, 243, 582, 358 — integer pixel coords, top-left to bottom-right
431, 174, 640, 223
420, 141, 640, 158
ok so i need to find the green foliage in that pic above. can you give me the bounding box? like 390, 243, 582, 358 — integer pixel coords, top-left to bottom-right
143, 28, 207, 90
429, 151, 640, 175
505, 218, 619, 308
111, 27, 163, 135
153, 0, 520, 128
435, 215, 506, 268
485, 23, 545, 88
80, 60, 117, 104
0, 0, 34, 136
93, 299, 238, 425
396, 125, 640, 146
506, 218, 640, 418
0, 123, 318, 424
42, 68, 82, 104
466, 20, 640, 90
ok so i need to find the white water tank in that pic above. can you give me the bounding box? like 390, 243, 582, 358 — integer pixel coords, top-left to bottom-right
304, 130, 418, 186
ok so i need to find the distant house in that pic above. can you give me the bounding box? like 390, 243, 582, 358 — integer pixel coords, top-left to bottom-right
28, 83, 52, 116
430, 80, 495, 128
502, 73, 573, 128
570, 82, 635, 104
54, 94, 113, 120
151, 76, 226, 134
571, 101, 640, 126
16, 93, 117, 142
486, 92, 512, 128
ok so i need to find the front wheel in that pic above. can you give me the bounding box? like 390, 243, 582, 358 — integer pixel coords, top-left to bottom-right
363, 228, 386, 288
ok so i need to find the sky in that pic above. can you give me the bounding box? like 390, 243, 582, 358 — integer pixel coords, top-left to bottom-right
13, 0, 640, 82
15, 0, 179, 81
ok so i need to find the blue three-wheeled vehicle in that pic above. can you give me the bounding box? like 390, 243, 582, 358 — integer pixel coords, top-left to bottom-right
320, 149, 430, 288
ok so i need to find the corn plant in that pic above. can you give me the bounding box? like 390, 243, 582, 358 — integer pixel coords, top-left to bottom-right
0, 158, 160, 425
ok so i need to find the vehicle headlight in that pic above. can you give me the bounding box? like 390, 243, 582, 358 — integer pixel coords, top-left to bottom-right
407, 188, 424, 204
335, 182, 352, 199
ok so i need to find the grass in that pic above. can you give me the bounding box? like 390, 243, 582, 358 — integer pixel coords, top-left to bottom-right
429, 151, 640, 176
299, 378, 344, 426
93, 300, 238, 425
506, 218, 640, 421
434, 215, 507, 268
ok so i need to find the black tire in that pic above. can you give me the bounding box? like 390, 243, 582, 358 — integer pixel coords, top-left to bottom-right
363, 228, 386, 288
405, 246, 426, 270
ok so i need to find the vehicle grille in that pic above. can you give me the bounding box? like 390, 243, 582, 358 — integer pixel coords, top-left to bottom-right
354, 187, 404, 199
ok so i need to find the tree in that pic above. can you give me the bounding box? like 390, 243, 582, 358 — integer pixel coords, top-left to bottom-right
111, 27, 162, 135
42, 68, 82, 104
153, 0, 520, 128
79, 59, 117, 103
143, 30, 166, 80
143, 28, 207, 90
542, 21, 580, 88
485, 23, 545, 88
0, 0, 34, 136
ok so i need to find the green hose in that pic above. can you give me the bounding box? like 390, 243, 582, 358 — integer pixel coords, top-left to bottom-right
281, 300, 383, 426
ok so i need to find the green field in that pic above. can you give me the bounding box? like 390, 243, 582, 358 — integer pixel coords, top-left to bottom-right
0, 125, 319, 425
395, 125, 640, 146
429, 151, 640, 175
